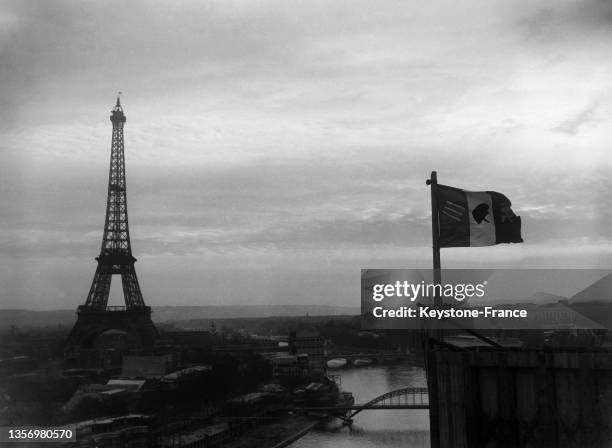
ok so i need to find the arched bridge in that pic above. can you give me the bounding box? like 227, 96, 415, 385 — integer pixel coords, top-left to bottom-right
293, 387, 429, 423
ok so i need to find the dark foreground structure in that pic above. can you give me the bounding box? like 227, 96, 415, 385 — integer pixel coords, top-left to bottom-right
65, 98, 158, 355
427, 346, 612, 448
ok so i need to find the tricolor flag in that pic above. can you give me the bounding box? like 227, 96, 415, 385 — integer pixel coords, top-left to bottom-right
437, 184, 523, 247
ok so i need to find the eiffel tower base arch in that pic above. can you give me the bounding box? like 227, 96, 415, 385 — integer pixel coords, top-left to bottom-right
65, 306, 158, 354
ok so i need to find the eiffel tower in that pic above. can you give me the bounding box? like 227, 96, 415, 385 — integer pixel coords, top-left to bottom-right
65, 97, 158, 352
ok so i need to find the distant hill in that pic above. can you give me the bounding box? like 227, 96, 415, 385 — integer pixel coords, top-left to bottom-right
0, 309, 76, 328
152, 305, 359, 322
0, 305, 360, 329
570, 272, 612, 303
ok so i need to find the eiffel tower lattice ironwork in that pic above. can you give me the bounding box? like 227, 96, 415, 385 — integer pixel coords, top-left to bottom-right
66, 97, 158, 352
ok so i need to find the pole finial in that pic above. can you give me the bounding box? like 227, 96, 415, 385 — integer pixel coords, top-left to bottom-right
426, 171, 437, 185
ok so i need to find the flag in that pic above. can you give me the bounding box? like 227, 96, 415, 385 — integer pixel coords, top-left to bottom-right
436, 184, 523, 247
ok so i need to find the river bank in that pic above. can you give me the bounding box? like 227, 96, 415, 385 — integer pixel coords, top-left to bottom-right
222, 415, 317, 448
215, 364, 429, 448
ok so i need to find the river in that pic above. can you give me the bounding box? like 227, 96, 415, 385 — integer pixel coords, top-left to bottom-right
290, 365, 430, 448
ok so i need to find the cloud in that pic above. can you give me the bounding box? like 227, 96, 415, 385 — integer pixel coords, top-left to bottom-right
552, 100, 601, 135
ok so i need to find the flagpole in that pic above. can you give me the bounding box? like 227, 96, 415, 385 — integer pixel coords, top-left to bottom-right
426, 171, 442, 308
426, 170, 442, 448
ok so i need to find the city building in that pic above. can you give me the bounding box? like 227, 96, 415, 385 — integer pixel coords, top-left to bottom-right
288, 326, 326, 373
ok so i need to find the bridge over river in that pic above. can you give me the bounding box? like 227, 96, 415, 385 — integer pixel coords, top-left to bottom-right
291, 386, 429, 423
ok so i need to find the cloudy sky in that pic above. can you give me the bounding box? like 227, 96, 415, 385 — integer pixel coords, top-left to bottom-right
2, 0, 612, 310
